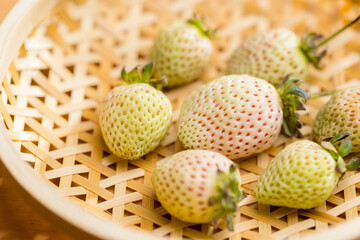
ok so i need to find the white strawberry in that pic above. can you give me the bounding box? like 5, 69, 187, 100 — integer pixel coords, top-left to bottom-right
178, 74, 309, 159
99, 62, 172, 160
227, 17, 360, 87
151, 17, 214, 87
255, 132, 360, 209
152, 150, 244, 230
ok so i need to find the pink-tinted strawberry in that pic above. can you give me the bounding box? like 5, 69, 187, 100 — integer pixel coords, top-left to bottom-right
178, 74, 309, 160
227, 17, 360, 87
152, 150, 244, 230
151, 17, 215, 87
99, 62, 172, 160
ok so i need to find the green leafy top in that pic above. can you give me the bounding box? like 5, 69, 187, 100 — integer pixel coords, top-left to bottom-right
121, 61, 167, 90
300, 15, 360, 69
277, 75, 310, 138
187, 16, 217, 38
320, 131, 360, 181
209, 165, 245, 231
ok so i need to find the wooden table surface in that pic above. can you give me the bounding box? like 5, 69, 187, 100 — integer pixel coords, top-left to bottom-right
0, 1, 72, 239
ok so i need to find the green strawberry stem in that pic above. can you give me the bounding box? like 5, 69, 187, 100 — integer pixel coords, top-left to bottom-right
300, 15, 360, 69
314, 16, 360, 49
187, 16, 217, 38
309, 89, 339, 99
309, 86, 360, 99
121, 61, 167, 90
277, 75, 310, 138
209, 165, 244, 231
320, 132, 360, 181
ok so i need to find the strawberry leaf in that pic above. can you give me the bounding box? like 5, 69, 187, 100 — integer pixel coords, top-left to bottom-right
187, 15, 217, 38
338, 138, 352, 157
278, 76, 308, 138
346, 158, 360, 171
328, 131, 351, 144
209, 164, 244, 232
120, 61, 166, 90
141, 61, 154, 82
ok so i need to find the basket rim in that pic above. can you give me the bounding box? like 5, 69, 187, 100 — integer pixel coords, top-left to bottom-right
0, 0, 161, 239
0, 0, 360, 240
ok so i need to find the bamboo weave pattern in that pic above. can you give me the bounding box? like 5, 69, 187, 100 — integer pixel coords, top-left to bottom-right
0, 0, 360, 239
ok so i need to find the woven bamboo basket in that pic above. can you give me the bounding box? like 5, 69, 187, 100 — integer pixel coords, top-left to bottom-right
0, 0, 360, 239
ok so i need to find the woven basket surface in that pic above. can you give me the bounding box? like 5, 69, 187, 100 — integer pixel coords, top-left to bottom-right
1, 0, 360, 239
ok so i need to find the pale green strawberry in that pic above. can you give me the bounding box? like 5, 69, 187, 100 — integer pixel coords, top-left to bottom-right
227, 17, 360, 87
151, 17, 214, 87
313, 87, 360, 153
177, 74, 309, 160
152, 150, 244, 230
254, 133, 360, 209
99, 62, 172, 160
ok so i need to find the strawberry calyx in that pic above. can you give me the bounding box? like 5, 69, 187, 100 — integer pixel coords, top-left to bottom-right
300, 15, 360, 69
209, 165, 244, 231
277, 75, 310, 138
320, 131, 360, 180
187, 16, 217, 38
121, 61, 167, 90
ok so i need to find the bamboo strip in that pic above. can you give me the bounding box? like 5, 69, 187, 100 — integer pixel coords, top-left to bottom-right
153, 220, 192, 237
126, 180, 157, 200
0, 96, 14, 129
298, 209, 346, 225
117, 215, 142, 226
99, 168, 145, 189
272, 219, 315, 240
2, 78, 17, 105
327, 196, 360, 217
45, 165, 90, 179
75, 154, 116, 177
52, 121, 96, 138
48, 143, 93, 159
30, 70, 72, 104
125, 203, 170, 226
213, 219, 259, 240
98, 192, 142, 211
241, 206, 287, 229
333, 173, 360, 194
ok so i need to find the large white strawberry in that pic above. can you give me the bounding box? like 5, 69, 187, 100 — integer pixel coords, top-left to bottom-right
227, 17, 360, 87
177, 74, 309, 160
99, 62, 172, 160
255, 132, 360, 209
151, 17, 214, 87
152, 150, 244, 230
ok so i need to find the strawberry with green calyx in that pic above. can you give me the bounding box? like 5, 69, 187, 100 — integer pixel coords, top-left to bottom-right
151, 150, 244, 230
120, 61, 167, 90
227, 16, 360, 87
254, 132, 360, 209
99, 61, 172, 160
313, 87, 360, 153
177, 74, 308, 160
151, 16, 214, 87
278, 75, 310, 138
